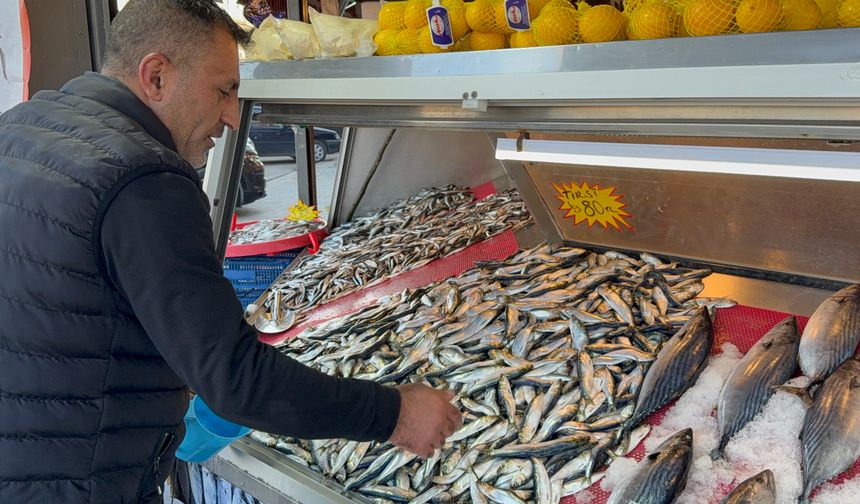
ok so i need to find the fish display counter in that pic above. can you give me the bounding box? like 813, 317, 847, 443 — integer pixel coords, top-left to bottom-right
199, 28, 860, 504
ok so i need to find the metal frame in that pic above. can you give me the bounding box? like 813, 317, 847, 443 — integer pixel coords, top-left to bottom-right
293, 126, 318, 207
203, 439, 372, 504
328, 127, 355, 226
199, 29, 860, 503
208, 100, 255, 258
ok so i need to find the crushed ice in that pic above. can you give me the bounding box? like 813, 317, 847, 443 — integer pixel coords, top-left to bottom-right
596, 343, 858, 503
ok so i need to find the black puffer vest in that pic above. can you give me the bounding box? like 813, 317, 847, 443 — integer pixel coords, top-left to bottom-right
0, 73, 199, 503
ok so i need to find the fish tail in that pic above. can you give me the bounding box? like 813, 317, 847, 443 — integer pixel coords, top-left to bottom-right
774, 384, 814, 407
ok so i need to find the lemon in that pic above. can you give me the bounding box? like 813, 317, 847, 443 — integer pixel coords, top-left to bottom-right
533, 6, 581, 45
541, 0, 577, 10
494, 0, 518, 33
467, 0, 500, 31
578, 4, 627, 41
379, 2, 408, 29
417, 26, 450, 52
441, 0, 471, 39
528, 0, 553, 18
815, 0, 839, 24
684, 0, 737, 35
404, 0, 431, 28
509, 30, 538, 46
394, 28, 422, 53
624, 0, 651, 11
780, 0, 821, 28
469, 30, 508, 49
374, 29, 401, 55
628, 2, 681, 38
735, 0, 782, 31
452, 33, 473, 50
814, 0, 839, 26
837, 0, 860, 25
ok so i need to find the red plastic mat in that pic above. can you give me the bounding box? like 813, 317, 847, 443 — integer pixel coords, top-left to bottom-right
567, 305, 860, 504
258, 181, 507, 346
258, 229, 520, 346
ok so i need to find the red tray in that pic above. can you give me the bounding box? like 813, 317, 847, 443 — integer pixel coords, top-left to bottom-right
225, 218, 328, 258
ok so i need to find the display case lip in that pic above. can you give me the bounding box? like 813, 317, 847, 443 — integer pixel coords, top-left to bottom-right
241, 28, 860, 82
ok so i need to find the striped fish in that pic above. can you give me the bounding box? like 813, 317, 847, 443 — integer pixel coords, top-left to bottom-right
713, 317, 799, 459
798, 284, 860, 385
623, 308, 713, 434
799, 353, 860, 503
607, 429, 693, 504
721, 470, 776, 504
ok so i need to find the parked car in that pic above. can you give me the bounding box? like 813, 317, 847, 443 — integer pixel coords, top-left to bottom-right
197, 138, 266, 207
249, 122, 341, 163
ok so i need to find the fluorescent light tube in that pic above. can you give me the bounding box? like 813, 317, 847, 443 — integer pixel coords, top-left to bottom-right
496, 139, 860, 182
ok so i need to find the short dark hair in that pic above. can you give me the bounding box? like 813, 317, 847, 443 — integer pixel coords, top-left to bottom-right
102, 0, 251, 76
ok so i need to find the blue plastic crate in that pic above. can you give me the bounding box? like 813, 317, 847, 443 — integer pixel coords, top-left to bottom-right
234, 287, 268, 309
223, 250, 301, 307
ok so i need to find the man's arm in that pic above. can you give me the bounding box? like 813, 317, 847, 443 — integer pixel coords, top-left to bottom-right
99, 171, 400, 441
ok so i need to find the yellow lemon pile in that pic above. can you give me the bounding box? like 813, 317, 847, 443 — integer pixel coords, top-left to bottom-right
624, 0, 683, 39
376, 0, 471, 55
578, 3, 627, 42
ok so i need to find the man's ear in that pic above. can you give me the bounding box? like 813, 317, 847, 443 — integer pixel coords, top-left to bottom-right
138, 52, 171, 102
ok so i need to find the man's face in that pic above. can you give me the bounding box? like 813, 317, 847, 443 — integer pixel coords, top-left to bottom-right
157, 29, 241, 167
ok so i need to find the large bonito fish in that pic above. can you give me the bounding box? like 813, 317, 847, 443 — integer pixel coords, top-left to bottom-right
713, 317, 799, 459
623, 307, 714, 434
798, 284, 860, 385
607, 429, 693, 504
799, 353, 860, 503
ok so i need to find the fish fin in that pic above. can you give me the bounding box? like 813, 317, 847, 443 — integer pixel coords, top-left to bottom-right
850, 376, 860, 389
709, 447, 722, 461
774, 384, 813, 407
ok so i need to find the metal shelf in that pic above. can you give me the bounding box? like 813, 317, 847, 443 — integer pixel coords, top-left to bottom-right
240, 28, 860, 139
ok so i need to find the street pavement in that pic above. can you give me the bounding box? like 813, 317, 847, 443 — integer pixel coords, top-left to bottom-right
235, 154, 338, 224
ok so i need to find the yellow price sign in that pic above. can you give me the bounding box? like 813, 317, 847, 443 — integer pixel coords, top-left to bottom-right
287, 200, 320, 222
553, 181, 633, 231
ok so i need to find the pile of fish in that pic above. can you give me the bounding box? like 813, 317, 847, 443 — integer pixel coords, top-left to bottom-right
229, 218, 324, 245
260, 186, 532, 330
250, 243, 737, 503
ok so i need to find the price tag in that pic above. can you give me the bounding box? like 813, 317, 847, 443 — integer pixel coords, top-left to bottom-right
505, 0, 531, 31
426, 0, 454, 48
553, 181, 634, 231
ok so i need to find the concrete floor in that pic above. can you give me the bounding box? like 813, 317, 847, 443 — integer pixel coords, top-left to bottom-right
235, 154, 339, 224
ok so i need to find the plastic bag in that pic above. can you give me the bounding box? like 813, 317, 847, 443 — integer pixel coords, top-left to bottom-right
242, 16, 292, 60
277, 18, 322, 59
309, 8, 378, 58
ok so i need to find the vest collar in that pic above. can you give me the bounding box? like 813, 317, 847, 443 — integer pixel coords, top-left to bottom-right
61, 72, 178, 153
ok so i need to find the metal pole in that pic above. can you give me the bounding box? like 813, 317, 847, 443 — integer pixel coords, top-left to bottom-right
85, 0, 111, 70
328, 127, 353, 226
293, 126, 318, 208
211, 100, 255, 260
286, 0, 302, 20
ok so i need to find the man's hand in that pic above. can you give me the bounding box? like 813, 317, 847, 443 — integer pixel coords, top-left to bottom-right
388, 384, 462, 458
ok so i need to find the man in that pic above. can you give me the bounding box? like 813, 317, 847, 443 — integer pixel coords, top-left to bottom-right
0, 1, 460, 502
